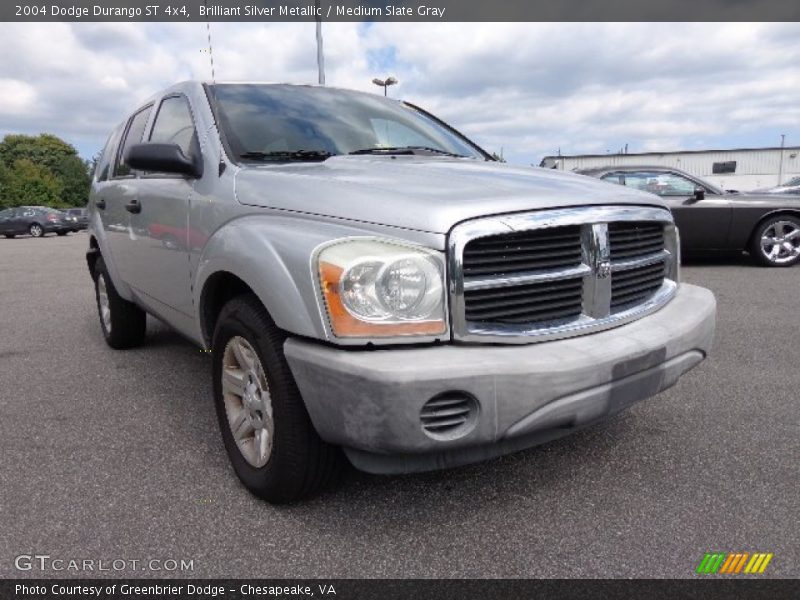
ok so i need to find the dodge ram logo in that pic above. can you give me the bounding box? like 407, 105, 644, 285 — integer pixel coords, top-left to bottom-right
596, 259, 612, 279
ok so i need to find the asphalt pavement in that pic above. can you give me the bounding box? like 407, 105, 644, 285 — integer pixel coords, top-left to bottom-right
0, 232, 797, 578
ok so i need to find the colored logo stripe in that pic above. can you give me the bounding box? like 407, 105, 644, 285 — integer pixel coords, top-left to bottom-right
697, 553, 726, 573
696, 552, 773, 574
745, 553, 773, 574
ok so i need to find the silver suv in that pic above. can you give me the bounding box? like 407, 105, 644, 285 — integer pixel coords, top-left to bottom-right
87, 81, 716, 503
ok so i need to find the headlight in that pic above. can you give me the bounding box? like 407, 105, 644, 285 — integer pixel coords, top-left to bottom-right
317, 239, 446, 338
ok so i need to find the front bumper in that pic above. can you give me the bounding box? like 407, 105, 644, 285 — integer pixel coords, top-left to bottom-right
284, 283, 716, 474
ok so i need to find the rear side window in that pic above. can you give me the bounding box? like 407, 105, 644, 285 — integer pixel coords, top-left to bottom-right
149, 96, 198, 158
114, 106, 152, 178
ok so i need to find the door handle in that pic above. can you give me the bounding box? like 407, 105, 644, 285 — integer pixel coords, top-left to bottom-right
95, 199, 106, 210
125, 199, 142, 214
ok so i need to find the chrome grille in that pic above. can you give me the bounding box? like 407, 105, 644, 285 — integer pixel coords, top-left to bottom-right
611, 262, 666, 310
609, 222, 665, 261
464, 265, 583, 325
449, 206, 679, 343
463, 226, 582, 277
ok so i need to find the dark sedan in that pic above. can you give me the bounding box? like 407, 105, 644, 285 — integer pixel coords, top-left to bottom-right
63, 207, 89, 231
577, 165, 800, 267
0, 206, 74, 238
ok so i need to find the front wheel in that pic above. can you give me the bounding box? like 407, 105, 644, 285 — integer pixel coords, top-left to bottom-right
212, 294, 341, 503
29, 223, 43, 238
93, 257, 147, 349
751, 215, 800, 267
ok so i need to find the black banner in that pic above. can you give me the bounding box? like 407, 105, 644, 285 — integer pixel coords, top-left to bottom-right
1, 579, 796, 600
3, 0, 800, 22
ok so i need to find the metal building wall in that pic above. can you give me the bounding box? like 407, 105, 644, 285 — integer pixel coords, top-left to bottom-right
541, 148, 800, 191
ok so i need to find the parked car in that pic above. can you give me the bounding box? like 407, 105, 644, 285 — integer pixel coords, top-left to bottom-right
577, 165, 800, 267
0, 206, 73, 238
64, 207, 89, 231
751, 176, 800, 195
87, 82, 716, 502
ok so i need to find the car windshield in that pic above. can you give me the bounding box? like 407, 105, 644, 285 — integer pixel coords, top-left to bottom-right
207, 84, 486, 162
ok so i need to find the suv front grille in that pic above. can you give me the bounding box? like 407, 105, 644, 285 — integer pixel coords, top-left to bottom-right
611, 261, 666, 310
464, 272, 584, 325
463, 226, 582, 277
609, 222, 665, 261
449, 206, 678, 343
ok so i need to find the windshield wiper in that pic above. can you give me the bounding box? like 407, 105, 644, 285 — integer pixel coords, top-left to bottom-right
349, 146, 466, 157
240, 150, 336, 162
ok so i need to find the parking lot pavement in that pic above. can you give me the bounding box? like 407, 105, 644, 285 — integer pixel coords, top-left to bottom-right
0, 232, 797, 579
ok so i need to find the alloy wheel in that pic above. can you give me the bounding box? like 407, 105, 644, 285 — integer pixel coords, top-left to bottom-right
221, 336, 274, 468
97, 274, 112, 333
760, 220, 800, 265
29, 224, 43, 237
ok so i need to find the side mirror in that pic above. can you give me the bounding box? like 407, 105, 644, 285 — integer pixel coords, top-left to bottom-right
692, 187, 705, 201
127, 143, 203, 178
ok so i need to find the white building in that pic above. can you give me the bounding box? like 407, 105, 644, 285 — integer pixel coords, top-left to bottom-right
540, 146, 800, 192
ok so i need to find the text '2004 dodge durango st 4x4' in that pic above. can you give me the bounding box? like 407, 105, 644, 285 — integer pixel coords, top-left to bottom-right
87, 82, 716, 503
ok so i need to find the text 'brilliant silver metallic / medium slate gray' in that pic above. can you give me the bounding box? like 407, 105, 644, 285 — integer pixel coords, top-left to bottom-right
86, 81, 716, 502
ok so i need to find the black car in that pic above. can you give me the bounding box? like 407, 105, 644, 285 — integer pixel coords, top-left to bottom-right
577, 165, 800, 267
63, 207, 89, 231
0, 206, 74, 238
752, 176, 800, 196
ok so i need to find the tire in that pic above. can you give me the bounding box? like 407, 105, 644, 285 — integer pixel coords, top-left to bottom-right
57, 231, 68, 236
212, 294, 341, 503
29, 223, 44, 238
4, 234, 14, 239
750, 214, 800, 267
93, 257, 147, 349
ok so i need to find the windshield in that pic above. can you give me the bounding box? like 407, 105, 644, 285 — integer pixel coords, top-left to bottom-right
207, 84, 486, 161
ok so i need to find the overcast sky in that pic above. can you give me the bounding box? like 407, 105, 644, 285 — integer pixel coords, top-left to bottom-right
0, 22, 798, 164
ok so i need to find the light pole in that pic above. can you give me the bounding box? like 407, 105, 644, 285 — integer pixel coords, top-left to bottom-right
372, 77, 398, 96
315, 0, 325, 85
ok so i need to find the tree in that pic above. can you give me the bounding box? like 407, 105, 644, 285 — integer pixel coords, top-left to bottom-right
0, 158, 63, 207
0, 134, 91, 207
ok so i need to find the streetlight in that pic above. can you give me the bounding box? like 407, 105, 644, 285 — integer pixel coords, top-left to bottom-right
372, 77, 398, 96
314, 0, 325, 85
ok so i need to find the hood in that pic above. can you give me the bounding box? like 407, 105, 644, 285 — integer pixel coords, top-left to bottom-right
234, 156, 667, 234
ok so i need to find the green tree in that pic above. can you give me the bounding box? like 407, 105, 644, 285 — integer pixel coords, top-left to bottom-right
1, 158, 63, 207
0, 162, 8, 208
0, 134, 91, 207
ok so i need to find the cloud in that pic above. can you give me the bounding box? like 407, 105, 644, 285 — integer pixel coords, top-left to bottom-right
0, 22, 797, 163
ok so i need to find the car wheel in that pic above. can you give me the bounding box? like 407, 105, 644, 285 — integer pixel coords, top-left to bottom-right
93, 256, 147, 349
751, 215, 800, 267
212, 294, 341, 503
29, 223, 44, 238
57, 231, 68, 236
4, 234, 14, 239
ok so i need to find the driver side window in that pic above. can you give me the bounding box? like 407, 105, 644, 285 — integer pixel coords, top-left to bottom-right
149, 95, 199, 159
